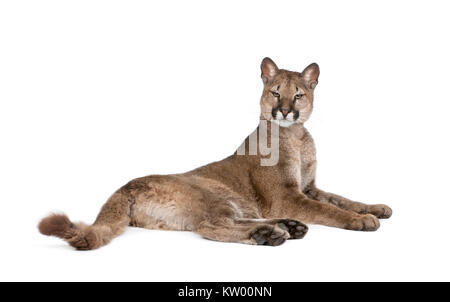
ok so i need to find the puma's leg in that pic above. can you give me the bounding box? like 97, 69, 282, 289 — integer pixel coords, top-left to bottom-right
270, 194, 380, 231
305, 184, 392, 219
196, 220, 288, 246
196, 217, 308, 246
235, 218, 308, 240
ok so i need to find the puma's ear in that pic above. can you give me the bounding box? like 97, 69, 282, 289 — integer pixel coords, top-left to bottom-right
301, 63, 320, 89
261, 57, 279, 84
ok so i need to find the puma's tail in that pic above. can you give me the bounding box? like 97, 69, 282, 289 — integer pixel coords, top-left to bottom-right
38, 213, 111, 250
38, 191, 132, 250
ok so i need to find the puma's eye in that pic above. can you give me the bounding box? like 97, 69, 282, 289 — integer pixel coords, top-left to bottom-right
271, 91, 280, 98
294, 94, 304, 102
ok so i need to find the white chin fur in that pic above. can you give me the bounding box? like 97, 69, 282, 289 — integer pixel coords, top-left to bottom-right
273, 111, 296, 128
273, 119, 294, 127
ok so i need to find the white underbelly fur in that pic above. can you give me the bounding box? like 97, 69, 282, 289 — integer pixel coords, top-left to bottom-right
137, 201, 192, 231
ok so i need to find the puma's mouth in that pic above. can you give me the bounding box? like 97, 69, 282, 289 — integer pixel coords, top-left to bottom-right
271, 110, 300, 127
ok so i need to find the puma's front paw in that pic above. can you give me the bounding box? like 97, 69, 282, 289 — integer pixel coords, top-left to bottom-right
347, 214, 380, 231
251, 226, 289, 246
367, 204, 392, 219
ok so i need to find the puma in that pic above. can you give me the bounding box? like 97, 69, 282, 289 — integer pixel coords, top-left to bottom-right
38, 58, 392, 249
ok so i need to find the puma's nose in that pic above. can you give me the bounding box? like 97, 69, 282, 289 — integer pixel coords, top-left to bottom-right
280, 108, 290, 118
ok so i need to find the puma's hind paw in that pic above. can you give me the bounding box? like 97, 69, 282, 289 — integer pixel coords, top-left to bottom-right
251, 226, 289, 246
276, 219, 308, 239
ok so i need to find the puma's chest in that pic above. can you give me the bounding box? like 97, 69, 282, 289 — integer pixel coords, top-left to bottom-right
279, 128, 317, 190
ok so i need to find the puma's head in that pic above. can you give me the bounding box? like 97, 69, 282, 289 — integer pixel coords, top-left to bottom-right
259, 57, 320, 127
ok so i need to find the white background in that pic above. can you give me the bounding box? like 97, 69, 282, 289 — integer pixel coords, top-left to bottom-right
1, 0, 449, 281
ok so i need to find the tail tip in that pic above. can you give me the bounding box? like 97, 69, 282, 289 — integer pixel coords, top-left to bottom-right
38, 213, 73, 237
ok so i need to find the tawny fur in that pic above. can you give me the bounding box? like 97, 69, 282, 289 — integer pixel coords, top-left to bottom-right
38, 58, 392, 250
